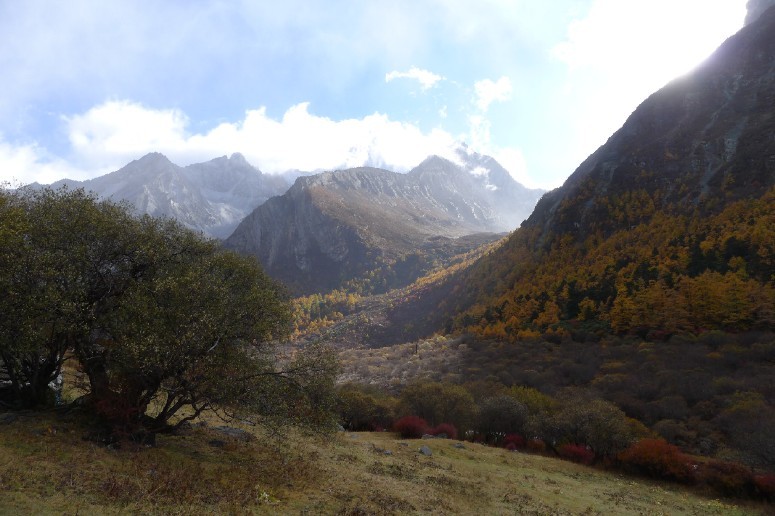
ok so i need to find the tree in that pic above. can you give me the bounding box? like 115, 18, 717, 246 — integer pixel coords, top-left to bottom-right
477, 395, 528, 442
0, 187, 337, 440
542, 392, 636, 458
336, 383, 397, 431
399, 381, 477, 434
0, 187, 133, 408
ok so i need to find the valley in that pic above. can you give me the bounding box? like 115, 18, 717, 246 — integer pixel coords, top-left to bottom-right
2, 2, 775, 514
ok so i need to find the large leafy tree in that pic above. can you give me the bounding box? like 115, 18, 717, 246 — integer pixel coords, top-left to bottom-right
0, 187, 336, 439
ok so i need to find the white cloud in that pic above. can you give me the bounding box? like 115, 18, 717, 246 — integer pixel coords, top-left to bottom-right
0, 138, 81, 185
66, 101, 191, 171
385, 66, 444, 90
553, 0, 746, 77
474, 77, 512, 111
0, 100, 467, 185
0, 99, 538, 189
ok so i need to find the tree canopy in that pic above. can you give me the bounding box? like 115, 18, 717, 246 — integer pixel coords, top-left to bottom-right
0, 187, 336, 441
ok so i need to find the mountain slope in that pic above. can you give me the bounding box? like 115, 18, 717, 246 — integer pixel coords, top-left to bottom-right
224, 154, 541, 295
527, 7, 775, 240
44, 153, 288, 238
405, 6, 775, 340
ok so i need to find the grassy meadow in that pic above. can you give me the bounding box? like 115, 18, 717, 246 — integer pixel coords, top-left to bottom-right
0, 411, 768, 515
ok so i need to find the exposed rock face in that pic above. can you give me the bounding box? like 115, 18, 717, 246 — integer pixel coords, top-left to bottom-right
746, 0, 775, 25
526, 5, 775, 240
43, 153, 289, 238
224, 154, 542, 294
408, 147, 544, 231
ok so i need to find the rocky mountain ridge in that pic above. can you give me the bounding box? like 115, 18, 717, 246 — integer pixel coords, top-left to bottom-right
39, 153, 289, 238
225, 151, 543, 294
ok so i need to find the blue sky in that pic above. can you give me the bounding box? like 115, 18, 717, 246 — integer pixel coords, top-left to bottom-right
0, 0, 749, 189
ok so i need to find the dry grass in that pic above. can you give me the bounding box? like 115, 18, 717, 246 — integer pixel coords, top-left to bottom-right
0, 411, 768, 515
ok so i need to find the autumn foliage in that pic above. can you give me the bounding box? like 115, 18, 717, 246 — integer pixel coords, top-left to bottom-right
453, 188, 775, 341
393, 416, 429, 439
558, 444, 595, 465
618, 439, 696, 484
502, 434, 526, 450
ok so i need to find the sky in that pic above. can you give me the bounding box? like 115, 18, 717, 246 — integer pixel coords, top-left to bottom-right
0, 0, 751, 190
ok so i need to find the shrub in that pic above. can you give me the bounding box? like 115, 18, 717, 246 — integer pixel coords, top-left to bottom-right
430, 423, 458, 440
618, 438, 696, 483
393, 416, 429, 439
527, 438, 546, 453
503, 434, 525, 450
558, 444, 595, 465
753, 474, 775, 500
697, 460, 754, 497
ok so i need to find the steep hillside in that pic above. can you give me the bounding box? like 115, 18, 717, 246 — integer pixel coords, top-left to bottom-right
527, 6, 775, 240
433, 6, 775, 340
224, 153, 541, 295
42, 153, 288, 238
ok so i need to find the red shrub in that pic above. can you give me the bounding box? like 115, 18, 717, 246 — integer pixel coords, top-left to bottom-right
430, 423, 458, 440
503, 434, 525, 450
558, 444, 595, 465
393, 416, 429, 439
618, 438, 696, 484
754, 474, 775, 500
526, 438, 546, 453
697, 460, 754, 497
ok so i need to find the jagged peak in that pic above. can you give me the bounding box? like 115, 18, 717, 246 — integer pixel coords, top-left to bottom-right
229, 152, 250, 165
409, 155, 466, 178
134, 152, 173, 165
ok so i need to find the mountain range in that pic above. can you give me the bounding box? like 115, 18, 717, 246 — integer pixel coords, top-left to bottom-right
33, 147, 543, 284
39, 153, 290, 238
224, 147, 544, 294
305, 3, 775, 349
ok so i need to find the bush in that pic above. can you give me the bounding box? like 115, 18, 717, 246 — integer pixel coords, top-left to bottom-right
503, 434, 525, 450
697, 460, 754, 497
618, 438, 696, 484
527, 438, 546, 453
430, 423, 458, 440
546, 395, 636, 458
393, 416, 429, 439
558, 444, 595, 465
753, 474, 775, 500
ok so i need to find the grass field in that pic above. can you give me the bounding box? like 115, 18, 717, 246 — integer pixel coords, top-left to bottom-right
0, 411, 768, 515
